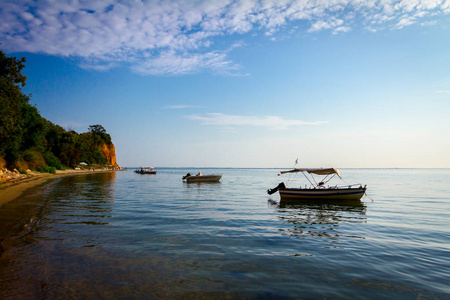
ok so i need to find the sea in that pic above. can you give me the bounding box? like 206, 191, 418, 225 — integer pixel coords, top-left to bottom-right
0, 168, 449, 299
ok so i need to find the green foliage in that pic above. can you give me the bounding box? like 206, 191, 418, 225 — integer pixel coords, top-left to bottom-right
37, 166, 56, 174
58, 131, 80, 166
0, 49, 114, 170
0, 50, 27, 88
22, 149, 40, 163
77, 132, 108, 165
0, 80, 29, 165
19, 169, 28, 175
20, 149, 45, 170
43, 152, 64, 170
89, 124, 112, 144
21, 104, 47, 152
89, 124, 106, 135
1, 49, 31, 167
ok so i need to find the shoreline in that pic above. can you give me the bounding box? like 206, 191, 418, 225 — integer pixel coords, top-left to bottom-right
0, 169, 119, 207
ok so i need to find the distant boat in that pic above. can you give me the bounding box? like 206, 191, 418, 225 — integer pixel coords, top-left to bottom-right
135, 167, 157, 174
182, 172, 222, 183
268, 168, 366, 201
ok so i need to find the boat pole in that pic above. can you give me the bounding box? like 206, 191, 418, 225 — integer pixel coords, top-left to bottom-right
301, 171, 315, 187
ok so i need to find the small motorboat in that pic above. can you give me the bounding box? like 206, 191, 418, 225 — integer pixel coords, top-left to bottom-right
182, 172, 222, 183
268, 167, 366, 201
135, 167, 157, 174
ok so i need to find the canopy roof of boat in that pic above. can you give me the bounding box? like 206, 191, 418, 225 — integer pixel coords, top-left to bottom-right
280, 168, 341, 178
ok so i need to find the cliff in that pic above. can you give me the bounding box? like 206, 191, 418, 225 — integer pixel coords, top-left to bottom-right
101, 143, 119, 168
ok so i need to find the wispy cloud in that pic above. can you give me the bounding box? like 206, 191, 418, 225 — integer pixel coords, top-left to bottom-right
131, 49, 240, 76
165, 105, 205, 109
186, 113, 326, 130
436, 90, 450, 94
1, 0, 448, 75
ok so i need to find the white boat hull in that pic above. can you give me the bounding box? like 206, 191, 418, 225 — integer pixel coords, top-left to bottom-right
279, 187, 366, 201
185, 174, 222, 183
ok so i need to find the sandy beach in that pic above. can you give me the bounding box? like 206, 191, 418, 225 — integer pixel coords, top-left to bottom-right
0, 169, 119, 207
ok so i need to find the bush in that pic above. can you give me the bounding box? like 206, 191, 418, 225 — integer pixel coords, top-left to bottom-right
37, 166, 56, 174
21, 149, 45, 170
19, 169, 28, 175
23, 149, 40, 162
43, 152, 64, 170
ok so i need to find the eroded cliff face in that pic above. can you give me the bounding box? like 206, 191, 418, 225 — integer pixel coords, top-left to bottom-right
101, 143, 119, 167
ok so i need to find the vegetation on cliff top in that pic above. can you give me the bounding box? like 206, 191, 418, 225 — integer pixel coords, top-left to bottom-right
0, 49, 114, 171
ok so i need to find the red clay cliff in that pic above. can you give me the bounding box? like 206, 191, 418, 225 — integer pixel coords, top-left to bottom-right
101, 143, 119, 168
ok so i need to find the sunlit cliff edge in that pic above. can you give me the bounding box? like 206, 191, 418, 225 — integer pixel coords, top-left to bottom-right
101, 143, 119, 168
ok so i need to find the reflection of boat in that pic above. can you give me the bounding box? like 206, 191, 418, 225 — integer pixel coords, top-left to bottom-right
268, 168, 366, 201
182, 172, 222, 183
135, 167, 157, 174
272, 200, 367, 241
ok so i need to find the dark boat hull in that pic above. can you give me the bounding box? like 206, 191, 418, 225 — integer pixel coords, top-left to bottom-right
184, 174, 222, 182
279, 187, 366, 201
135, 170, 157, 174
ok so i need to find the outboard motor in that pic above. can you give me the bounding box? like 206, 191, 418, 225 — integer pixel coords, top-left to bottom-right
267, 182, 286, 195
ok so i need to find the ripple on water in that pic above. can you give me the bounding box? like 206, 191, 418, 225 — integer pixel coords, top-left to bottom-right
1, 169, 449, 298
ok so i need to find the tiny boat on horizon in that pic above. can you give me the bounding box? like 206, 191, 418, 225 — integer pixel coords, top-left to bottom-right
182, 172, 222, 183
268, 167, 367, 202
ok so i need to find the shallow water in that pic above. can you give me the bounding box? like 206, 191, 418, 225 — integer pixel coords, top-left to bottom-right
0, 168, 449, 299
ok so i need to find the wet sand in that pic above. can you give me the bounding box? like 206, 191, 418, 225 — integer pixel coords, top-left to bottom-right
0, 169, 118, 207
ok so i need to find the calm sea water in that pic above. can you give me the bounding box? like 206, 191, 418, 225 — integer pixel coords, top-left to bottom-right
0, 168, 449, 299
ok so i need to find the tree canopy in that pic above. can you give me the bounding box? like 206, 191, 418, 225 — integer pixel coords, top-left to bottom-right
0, 49, 114, 171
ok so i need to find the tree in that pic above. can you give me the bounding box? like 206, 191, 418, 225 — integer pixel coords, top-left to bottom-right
89, 124, 106, 135
21, 104, 47, 152
78, 132, 107, 165
58, 131, 80, 167
0, 49, 30, 166
0, 49, 27, 89
0, 49, 115, 169
89, 124, 111, 144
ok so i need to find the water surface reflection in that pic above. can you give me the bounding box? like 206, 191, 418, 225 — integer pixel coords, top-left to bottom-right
270, 200, 367, 244
0, 172, 119, 298
1, 169, 448, 299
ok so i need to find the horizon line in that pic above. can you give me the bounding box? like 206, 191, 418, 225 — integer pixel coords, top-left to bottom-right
123, 167, 450, 170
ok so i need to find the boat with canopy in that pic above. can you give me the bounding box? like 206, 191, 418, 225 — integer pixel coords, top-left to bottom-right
268, 167, 366, 201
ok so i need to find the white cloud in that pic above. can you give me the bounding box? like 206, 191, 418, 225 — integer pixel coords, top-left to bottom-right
186, 113, 326, 130
1, 0, 448, 75
308, 18, 345, 33
393, 15, 417, 28
333, 26, 352, 34
130, 49, 240, 76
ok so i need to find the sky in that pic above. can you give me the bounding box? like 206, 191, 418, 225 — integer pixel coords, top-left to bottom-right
1, 0, 449, 168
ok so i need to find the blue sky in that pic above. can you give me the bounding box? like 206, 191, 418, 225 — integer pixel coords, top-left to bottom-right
1, 0, 449, 168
